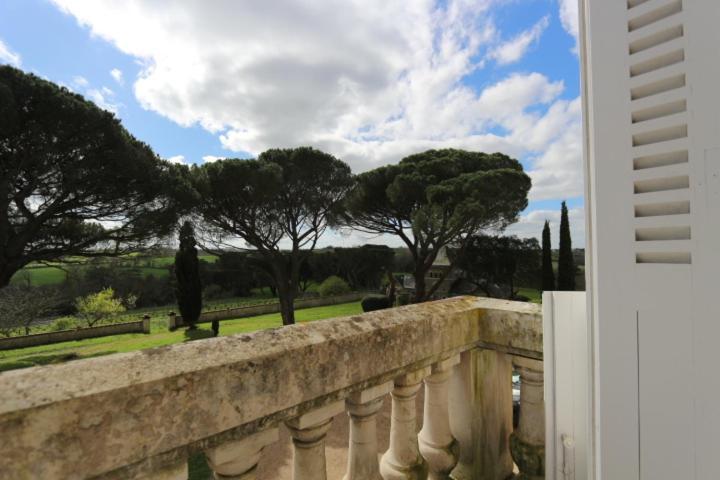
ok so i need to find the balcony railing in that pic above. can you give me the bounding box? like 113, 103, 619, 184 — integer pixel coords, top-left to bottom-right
0, 296, 544, 480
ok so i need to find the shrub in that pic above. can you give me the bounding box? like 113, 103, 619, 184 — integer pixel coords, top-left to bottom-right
202, 284, 226, 300
50, 317, 77, 331
361, 295, 391, 312
75, 288, 126, 327
318, 276, 351, 297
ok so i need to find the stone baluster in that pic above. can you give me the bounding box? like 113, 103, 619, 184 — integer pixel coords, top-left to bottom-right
380, 367, 431, 479
510, 357, 545, 480
286, 400, 345, 480
344, 381, 394, 480
449, 349, 514, 480
418, 356, 460, 479
205, 428, 278, 480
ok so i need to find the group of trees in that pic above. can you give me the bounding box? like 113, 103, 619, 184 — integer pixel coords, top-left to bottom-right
1, 65, 534, 327
451, 201, 579, 300
541, 201, 576, 292
184, 148, 530, 324
455, 235, 541, 299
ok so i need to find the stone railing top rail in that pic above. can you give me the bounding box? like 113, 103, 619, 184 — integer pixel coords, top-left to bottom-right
0, 296, 541, 480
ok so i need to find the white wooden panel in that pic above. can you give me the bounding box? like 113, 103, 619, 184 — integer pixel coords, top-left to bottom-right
580, 1, 640, 478
693, 148, 720, 479
544, 292, 589, 480
637, 304, 694, 480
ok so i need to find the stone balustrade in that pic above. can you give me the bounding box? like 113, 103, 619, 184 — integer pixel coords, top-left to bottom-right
0, 296, 543, 480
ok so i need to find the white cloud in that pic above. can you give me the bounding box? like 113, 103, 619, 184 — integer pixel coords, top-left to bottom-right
202, 155, 225, 163
0, 39, 21, 67
86, 87, 121, 114
51, 0, 583, 201
559, 0, 579, 51
166, 155, 187, 164
110, 67, 123, 85
505, 206, 585, 246
490, 16, 549, 65
525, 97, 583, 200
72, 75, 89, 87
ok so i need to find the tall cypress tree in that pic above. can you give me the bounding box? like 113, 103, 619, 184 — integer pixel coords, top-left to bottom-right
541, 220, 555, 291
175, 221, 203, 330
557, 201, 576, 291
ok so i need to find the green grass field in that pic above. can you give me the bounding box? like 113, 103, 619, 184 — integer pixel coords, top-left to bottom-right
0, 301, 362, 373
9, 254, 219, 287
10, 266, 68, 286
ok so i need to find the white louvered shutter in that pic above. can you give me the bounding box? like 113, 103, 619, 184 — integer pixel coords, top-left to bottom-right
581, 1, 720, 479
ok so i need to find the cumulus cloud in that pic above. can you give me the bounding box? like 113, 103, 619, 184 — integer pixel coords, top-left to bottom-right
559, 0, 579, 51
110, 67, 123, 85
525, 97, 583, 200
489, 16, 549, 65
202, 155, 225, 163
166, 155, 187, 164
0, 39, 21, 67
86, 87, 121, 114
72, 75, 89, 87
505, 206, 585, 246
51, 0, 583, 200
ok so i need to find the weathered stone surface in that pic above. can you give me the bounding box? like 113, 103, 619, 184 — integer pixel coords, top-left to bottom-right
449, 349, 515, 480
511, 357, 545, 480
474, 298, 543, 359
0, 296, 541, 479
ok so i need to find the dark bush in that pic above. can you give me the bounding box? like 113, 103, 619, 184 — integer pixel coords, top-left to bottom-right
361, 295, 391, 312
202, 284, 226, 300
318, 276, 351, 297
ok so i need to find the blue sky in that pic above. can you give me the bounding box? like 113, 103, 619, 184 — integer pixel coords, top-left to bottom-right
0, 0, 584, 246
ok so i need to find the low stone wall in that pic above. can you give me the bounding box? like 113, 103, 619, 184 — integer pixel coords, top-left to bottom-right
0, 317, 151, 351
0, 297, 542, 479
168, 292, 366, 329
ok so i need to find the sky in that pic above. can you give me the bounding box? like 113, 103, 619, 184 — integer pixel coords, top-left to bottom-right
0, 0, 584, 248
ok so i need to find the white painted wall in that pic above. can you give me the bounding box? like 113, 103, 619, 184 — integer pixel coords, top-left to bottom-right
544, 292, 589, 480
580, 1, 720, 479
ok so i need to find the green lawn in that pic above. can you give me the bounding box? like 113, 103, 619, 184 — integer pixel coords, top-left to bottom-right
10, 265, 68, 286
8, 254, 219, 286
517, 287, 542, 303
0, 302, 362, 373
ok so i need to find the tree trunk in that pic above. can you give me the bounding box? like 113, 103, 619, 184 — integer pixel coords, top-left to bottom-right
279, 292, 296, 325
0, 266, 14, 289
413, 266, 428, 303
386, 270, 397, 304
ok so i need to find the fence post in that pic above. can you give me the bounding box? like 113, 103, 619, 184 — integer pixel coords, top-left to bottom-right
167, 312, 177, 331
142, 315, 151, 334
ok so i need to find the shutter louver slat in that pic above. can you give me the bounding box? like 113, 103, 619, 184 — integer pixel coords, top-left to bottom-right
625, 0, 692, 263
628, 0, 683, 32
629, 21, 683, 53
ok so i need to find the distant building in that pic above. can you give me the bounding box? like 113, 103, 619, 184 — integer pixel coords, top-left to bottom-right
425, 247, 461, 298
